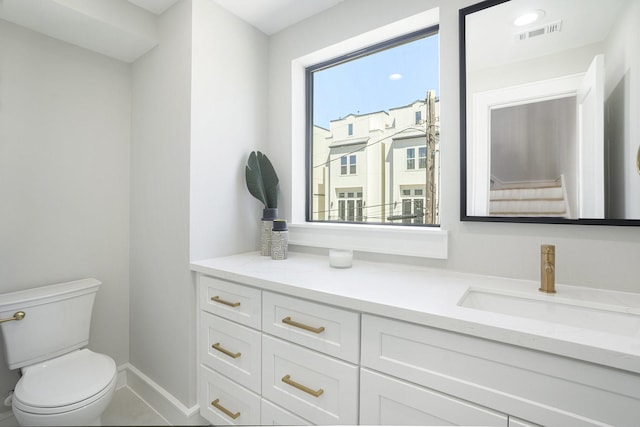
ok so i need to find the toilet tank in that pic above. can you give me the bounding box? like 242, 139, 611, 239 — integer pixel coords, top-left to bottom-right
0, 278, 101, 370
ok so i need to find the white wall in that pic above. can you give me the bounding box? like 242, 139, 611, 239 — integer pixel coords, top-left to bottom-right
268, 0, 640, 293
130, 0, 195, 408
130, 0, 269, 410
0, 19, 130, 407
604, 0, 640, 218
190, 0, 269, 262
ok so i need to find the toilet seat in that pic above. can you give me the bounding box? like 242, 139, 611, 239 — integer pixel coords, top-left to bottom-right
13, 349, 116, 415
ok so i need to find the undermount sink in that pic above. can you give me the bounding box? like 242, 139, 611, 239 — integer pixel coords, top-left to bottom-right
458, 289, 640, 337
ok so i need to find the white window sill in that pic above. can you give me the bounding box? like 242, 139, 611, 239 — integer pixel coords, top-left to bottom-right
288, 222, 448, 259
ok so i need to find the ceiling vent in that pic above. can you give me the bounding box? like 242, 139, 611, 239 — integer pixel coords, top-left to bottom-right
515, 20, 562, 41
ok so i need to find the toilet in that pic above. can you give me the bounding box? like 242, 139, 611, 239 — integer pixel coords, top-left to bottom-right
0, 278, 117, 426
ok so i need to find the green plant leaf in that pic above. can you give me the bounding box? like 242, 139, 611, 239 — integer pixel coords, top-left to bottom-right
245, 151, 279, 209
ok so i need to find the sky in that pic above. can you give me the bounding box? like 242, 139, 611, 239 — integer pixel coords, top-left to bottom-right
312, 33, 439, 129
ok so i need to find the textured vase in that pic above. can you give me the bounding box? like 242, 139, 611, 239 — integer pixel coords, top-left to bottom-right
260, 208, 278, 256
271, 219, 288, 260
261, 220, 273, 256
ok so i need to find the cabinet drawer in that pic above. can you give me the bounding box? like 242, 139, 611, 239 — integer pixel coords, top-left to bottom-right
261, 399, 312, 426
200, 312, 261, 393
199, 276, 261, 329
360, 368, 507, 426
262, 335, 358, 425
199, 365, 260, 426
361, 314, 640, 427
262, 291, 359, 363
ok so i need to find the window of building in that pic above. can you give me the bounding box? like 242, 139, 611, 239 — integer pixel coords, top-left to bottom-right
400, 187, 426, 224
340, 154, 357, 175
419, 146, 427, 169
407, 148, 416, 170
307, 26, 439, 226
336, 188, 363, 222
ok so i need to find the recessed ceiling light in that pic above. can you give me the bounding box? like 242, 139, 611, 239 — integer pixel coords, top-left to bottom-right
514, 10, 545, 27
389, 73, 403, 80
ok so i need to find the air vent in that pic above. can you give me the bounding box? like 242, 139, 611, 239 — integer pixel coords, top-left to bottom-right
515, 20, 562, 41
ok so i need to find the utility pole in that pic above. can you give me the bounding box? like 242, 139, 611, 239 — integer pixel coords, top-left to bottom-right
425, 90, 438, 224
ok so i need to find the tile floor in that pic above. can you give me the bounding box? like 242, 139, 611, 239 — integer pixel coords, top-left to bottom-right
0, 386, 169, 426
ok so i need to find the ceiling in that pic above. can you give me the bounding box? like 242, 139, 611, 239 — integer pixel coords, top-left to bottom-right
127, 0, 182, 15
127, 0, 344, 35
207, 0, 344, 35
465, 0, 629, 71
0, 0, 344, 62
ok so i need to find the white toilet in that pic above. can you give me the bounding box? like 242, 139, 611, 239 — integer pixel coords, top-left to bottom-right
0, 278, 117, 426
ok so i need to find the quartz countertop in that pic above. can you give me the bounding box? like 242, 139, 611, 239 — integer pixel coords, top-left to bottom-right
191, 251, 640, 374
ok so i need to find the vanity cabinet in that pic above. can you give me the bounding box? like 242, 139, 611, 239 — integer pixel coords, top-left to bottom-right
198, 276, 359, 425
199, 277, 262, 425
196, 260, 640, 427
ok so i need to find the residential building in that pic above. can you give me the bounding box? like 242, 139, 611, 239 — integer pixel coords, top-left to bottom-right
312, 91, 440, 224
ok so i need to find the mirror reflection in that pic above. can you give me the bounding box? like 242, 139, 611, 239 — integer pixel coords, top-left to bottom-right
461, 0, 640, 223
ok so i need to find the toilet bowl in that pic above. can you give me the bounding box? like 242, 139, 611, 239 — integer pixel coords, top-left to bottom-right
0, 279, 117, 426
12, 349, 117, 426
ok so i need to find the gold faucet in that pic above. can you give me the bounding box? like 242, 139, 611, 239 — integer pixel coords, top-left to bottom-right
539, 244, 556, 294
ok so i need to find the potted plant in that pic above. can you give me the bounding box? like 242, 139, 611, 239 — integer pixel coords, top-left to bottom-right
245, 151, 280, 255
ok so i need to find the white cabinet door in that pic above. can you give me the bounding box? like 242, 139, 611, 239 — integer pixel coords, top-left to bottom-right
262, 291, 360, 363
200, 312, 261, 393
199, 365, 261, 426
361, 314, 640, 427
199, 276, 261, 329
360, 368, 507, 426
262, 335, 359, 425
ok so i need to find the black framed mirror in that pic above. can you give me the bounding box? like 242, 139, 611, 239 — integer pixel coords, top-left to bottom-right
460, 0, 640, 225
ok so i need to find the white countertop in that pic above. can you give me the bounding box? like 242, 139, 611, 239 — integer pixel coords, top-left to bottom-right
191, 251, 640, 374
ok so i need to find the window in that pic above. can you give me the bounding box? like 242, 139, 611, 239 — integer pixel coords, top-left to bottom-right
407, 148, 415, 170
307, 26, 439, 226
340, 154, 357, 175
400, 187, 426, 224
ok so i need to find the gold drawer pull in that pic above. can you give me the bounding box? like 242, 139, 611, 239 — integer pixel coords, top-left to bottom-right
211, 295, 240, 307
211, 398, 240, 420
212, 342, 241, 359
282, 316, 325, 334
281, 374, 324, 397
0, 311, 25, 324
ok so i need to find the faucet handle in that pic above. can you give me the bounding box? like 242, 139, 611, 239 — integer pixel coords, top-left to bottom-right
540, 244, 556, 294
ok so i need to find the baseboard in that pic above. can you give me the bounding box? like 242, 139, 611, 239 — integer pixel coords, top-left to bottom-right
118, 363, 206, 426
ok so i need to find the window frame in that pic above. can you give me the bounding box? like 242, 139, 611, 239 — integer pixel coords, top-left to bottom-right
305, 25, 439, 225
289, 8, 448, 259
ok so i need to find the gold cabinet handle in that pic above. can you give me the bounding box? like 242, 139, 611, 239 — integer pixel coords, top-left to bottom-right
0, 311, 25, 324
281, 316, 325, 334
211, 296, 240, 308
281, 374, 324, 397
212, 342, 241, 359
211, 398, 240, 419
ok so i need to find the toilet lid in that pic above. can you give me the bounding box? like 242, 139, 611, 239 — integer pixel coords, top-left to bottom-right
14, 349, 116, 408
